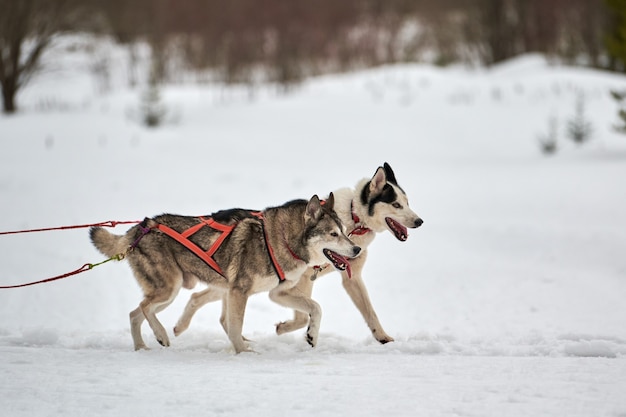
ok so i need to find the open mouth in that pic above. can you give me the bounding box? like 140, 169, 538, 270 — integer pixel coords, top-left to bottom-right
386, 217, 408, 241
323, 249, 352, 278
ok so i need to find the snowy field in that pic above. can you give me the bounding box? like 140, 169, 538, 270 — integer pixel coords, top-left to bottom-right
1, 37, 626, 416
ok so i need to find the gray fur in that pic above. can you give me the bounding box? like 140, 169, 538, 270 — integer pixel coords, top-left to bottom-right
90, 193, 360, 353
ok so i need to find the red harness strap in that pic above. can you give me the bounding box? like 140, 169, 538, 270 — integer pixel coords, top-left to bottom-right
155, 216, 235, 277
349, 201, 372, 236
250, 211, 286, 281
155, 213, 289, 281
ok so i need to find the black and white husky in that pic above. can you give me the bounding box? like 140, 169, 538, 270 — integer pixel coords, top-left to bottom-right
175, 163, 423, 344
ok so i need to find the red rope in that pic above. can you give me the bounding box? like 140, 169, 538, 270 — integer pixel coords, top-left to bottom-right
0, 220, 140, 289
0, 263, 93, 289
0, 253, 126, 289
0, 220, 141, 236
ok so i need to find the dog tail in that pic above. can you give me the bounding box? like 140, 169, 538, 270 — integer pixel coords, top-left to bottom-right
89, 227, 128, 258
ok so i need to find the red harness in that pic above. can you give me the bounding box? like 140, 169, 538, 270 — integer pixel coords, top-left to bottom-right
153, 212, 289, 281
348, 201, 372, 236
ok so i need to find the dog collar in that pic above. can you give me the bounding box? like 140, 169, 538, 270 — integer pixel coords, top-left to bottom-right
283, 233, 326, 277
349, 201, 372, 236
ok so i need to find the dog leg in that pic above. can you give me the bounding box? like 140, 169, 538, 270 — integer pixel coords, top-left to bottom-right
219, 293, 228, 335
174, 287, 224, 336
225, 288, 252, 354
340, 251, 394, 344
140, 283, 181, 348
275, 277, 313, 335
140, 300, 170, 348
129, 306, 148, 350
270, 285, 321, 348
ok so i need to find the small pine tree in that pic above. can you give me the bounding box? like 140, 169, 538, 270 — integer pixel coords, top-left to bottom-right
566, 94, 593, 145
538, 115, 558, 155
140, 82, 166, 128
610, 89, 626, 133
140, 62, 166, 128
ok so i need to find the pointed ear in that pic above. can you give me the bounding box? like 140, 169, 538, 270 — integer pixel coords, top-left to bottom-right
369, 166, 387, 195
305, 195, 323, 224
324, 192, 335, 212
383, 162, 398, 185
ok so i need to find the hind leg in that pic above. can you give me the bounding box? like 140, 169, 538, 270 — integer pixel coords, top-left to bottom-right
130, 272, 182, 350
130, 298, 177, 350
140, 286, 180, 348
129, 306, 148, 350
130, 297, 174, 350
174, 287, 225, 336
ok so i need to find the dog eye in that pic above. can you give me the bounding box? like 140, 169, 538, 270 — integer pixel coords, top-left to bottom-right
392, 202, 402, 209
330, 232, 339, 237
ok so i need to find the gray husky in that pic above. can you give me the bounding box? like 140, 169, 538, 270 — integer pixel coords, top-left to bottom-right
90, 194, 360, 353
175, 163, 423, 344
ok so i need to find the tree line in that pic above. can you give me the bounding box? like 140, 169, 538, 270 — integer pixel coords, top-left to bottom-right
1, 0, 625, 113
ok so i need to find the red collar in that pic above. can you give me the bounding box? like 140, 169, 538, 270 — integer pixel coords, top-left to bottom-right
349, 201, 372, 236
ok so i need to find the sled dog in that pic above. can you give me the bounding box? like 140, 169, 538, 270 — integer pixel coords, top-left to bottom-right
90, 194, 360, 353
175, 163, 423, 344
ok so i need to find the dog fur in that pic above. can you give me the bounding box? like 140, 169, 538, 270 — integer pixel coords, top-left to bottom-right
90, 194, 360, 353
175, 163, 422, 344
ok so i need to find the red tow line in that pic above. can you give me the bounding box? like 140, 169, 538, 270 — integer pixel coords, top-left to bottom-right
0, 220, 141, 236
0, 220, 141, 289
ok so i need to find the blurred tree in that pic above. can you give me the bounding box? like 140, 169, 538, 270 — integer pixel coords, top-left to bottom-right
610, 90, 626, 133
0, 0, 85, 114
566, 93, 593, 145
477, 0, 517, 64
605, 0, 626, 71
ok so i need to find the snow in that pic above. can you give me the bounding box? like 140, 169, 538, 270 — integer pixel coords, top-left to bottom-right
1, 37, 626, 416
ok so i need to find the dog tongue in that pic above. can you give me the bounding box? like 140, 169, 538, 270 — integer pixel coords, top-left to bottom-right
386, 217, 408, 241
328, 250, 352, 278
334, 252, 352, 279
345, 259, 352, 279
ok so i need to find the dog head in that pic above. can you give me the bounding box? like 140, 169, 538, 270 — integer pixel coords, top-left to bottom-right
304, 193, 361, 277
357, 162, 423, 241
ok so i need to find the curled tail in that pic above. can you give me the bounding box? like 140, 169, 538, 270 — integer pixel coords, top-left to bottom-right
90, 227, 128, 258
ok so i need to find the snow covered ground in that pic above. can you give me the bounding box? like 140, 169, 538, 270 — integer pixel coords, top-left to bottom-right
1, 37, 626, 416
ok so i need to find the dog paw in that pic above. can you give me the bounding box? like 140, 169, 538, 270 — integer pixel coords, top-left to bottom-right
134, 344, 149, 351
305, 328, 317, 348
276, 319, 308, 335
173, 325, 185, 337
157, 336, 171, 347
234, 344, 256, 354
372, 329, 394, 344
275, 321, 288, 335
377, 335, 395, 344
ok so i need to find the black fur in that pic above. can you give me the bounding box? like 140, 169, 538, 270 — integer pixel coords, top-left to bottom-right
360, 163, 403, 216
383, 162, 398, 185
367, 184, 398, 216
210, 208, 259, 224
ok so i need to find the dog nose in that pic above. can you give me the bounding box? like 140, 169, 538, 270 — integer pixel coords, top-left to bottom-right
414, 218, 424, 228
352, 246, 362, 257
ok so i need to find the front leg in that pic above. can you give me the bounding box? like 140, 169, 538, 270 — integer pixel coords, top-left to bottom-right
225, 287, 252, 354
341, 250, 394, 344
275, 275, 314, 335
270, 285, 321, 348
